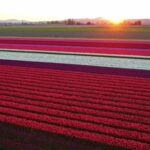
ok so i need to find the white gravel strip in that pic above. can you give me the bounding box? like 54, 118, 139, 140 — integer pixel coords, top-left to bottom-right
0, 50, 150, 70
1, 48, 150, 59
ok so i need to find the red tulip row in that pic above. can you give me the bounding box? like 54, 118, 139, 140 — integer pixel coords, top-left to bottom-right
0, 88, 149, 125
2, 68, 150, 93
0, 80, 149, 118
0, 63, 150, 149
1, 67, 150, 102
3, 69, 150, 92
0, 109, 149, 149
1, 71, 150, 100
1, 94, 150, 133
1, 71, 149, 93
1, 65, 149, 109
1, 76, 150, 112
1, 64, 149, 82
0, 104, 150, 143
0, 77, 150, 111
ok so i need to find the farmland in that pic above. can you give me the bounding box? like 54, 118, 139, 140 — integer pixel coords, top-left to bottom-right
0, 0, 150, 148
0, 30, 150, 149
0, 25, 150, 39
0, 59, 150, 150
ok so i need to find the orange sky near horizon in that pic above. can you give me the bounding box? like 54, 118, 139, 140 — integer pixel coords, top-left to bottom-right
0, 0, 149, 22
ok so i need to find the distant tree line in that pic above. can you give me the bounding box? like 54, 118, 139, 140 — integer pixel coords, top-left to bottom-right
121, 20, 142, 26
64, 19, 94, 25
47, 21, 63, 24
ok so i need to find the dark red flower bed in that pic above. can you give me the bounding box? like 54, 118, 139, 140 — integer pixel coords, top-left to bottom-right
0, 37, 150, 49
0, 61, 150, 150
0, 38, 150, 56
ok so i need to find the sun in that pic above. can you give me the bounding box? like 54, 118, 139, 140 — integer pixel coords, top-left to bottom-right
110, 18, 124, 24
104, 16, 125, 25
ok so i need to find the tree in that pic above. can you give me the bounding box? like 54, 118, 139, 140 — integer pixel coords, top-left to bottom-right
86, 22, 92, 25
64, 19, 76, 25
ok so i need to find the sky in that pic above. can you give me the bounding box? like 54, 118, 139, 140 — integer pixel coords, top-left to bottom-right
0, 0, 149, 22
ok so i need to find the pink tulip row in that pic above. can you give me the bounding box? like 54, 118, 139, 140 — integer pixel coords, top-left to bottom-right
0, 38, 150, 56
0, 37, 150, 49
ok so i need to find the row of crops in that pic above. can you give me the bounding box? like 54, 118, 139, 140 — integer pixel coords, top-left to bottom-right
0, 62, 150, 149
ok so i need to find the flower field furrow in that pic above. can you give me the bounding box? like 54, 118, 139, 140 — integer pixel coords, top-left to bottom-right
2, 69, 149, 93
1, 94, 150, 133
1, 65, 150, 86
0, 61, 150, 149
1, 72, 150, 96
0, 92, 150, 125
0, 75, 150, 106
1, 64, 150, 84
0, 113, 149, 150
0, 82, 150, 118
0, 73, 150, 104
0, 106, 150, 143
0, 73, 150, 96
1, 78, 150, 112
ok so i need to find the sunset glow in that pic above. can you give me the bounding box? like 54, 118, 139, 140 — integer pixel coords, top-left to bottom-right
104, 17, 124, 25
0, 0, 149, 21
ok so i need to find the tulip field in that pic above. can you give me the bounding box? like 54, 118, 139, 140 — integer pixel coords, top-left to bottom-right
0, 37, 150, 150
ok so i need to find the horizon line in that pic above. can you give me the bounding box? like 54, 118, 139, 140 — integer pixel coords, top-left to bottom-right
1, 17, 150, 22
